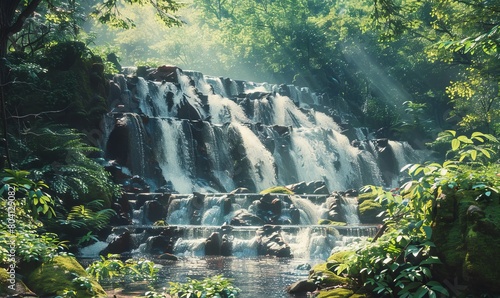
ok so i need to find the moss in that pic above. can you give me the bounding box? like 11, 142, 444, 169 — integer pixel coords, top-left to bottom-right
358, 199, 384, 224
311, 262, 349, 287
432, 189, 500, 294
316, 288, 354, 298
259, 186, 294, 194
357, 191, 377, 203
0, 268, 35, 296
463, 221, 500, 293
318, 219, 347, 226
0, 268, 10, 295
26, 255, 106, 297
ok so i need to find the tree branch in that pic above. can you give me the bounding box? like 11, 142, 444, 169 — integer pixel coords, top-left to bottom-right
9, 0, 44, 35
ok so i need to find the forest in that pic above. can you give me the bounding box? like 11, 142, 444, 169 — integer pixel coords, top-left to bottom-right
0, 0, 499, 297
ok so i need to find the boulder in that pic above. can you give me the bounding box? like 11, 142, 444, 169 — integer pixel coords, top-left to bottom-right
144, 200, 168, 223
25, 255, 106, 297
158, 253, 179, 261
230, 209, 265, 226
100, 230, 135, 256
205, 232, 222, 256
145, 234, 171, 255
256, 225, 291, 257
287, 181, 329, 194
149, 65, 179, 82
286, 279, 317, 294
0, 267, 35, 297
432, 189, 500, 294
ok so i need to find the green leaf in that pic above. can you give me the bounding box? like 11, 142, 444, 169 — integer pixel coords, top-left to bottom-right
419, 256, 442, 265
470, 150, 477, 160
451, 139, 460, 151
423, 226, 432, 240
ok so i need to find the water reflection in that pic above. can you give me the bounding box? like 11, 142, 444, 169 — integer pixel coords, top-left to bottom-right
157, 256, 312, 298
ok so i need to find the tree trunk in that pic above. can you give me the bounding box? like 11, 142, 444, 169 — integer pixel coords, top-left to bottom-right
1, 30, 12, 168
0, 0, 43, 168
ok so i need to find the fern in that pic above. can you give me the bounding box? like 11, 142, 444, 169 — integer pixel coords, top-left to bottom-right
9, 123, 120, 205
66, 200, 116, 231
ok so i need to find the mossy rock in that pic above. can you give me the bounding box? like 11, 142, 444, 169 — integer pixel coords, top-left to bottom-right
0, 268, 11, 296
316, 288, 354, 298
358, 199, 384, 224
259, 186, 294, 195
311, 263, 349, 287
0, 268, 35, 296
26, 255, 106, 297
318, 219, 347, 226
326, 251, 355, 272
357, 191, 378, 203
463, 220, 500, 293
432, 189, 500, 294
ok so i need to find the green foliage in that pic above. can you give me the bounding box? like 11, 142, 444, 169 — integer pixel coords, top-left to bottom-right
167, 275, 240, 298
403, 131, 499, 200
332, 130, 499, 296
0, 170, 67, 264
49, 199, 116, 246
11, 124, 120, 207
0, 169, 56, 220
26, 255, 106, 298
373, 0, 500, 135
86, 254, 159, 286
91, 0, 184, 29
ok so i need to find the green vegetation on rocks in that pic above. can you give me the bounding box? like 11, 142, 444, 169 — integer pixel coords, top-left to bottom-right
26, 255, 106, 297
259, 186, 294, 195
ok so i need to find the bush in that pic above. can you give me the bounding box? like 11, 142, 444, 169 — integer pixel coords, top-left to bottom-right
167, 275, 240, 298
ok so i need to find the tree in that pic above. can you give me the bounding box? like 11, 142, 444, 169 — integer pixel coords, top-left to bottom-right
371, 0, 500, 134
0, 0, 183, 168
193, 0, 334, 83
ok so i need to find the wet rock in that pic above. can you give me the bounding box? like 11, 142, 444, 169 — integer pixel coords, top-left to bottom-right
205, 232, 222, 255
230, 210, 265, 226
124, 176, 151, 194
466, 205, 485, 221
110, 202, 132, 226
313, 185, 329, 194
290, 204, 301, 224
149, 65, 179, 82
144, 200, 168, 223
255, 194, 283, 224
324, 193, 345, 223
287, 181, 329, 194
145, 233, 171, 255
158, 253, 179, 261
100, 230, 135, 256
286, 279, 317, 294
220, 234, 232, 256
256, 225, 291, 257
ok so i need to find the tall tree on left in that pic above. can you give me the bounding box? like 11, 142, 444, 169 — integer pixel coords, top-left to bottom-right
0, 0, 183, 168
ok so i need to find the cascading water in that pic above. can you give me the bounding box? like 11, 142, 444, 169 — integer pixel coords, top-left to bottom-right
104, 67, 423, 193
97, 66, 428, 297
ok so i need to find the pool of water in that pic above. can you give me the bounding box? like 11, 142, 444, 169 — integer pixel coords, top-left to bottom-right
155, 256, 315, 298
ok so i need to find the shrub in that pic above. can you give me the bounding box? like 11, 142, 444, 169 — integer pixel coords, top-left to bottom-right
167, 275, 240, 298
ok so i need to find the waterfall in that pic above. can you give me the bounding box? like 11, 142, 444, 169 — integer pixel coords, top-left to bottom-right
288, 195, 322, 225
104, 66, 427, 194
157, 119, 196, 193
341, 196, 360, 225
232, 123, 278, 191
